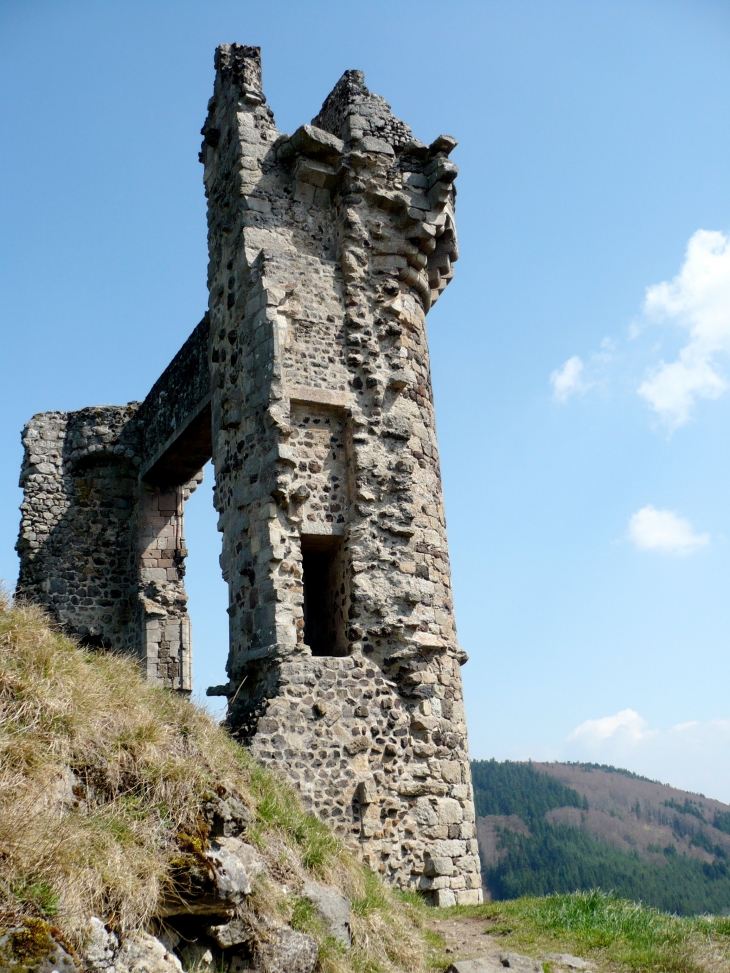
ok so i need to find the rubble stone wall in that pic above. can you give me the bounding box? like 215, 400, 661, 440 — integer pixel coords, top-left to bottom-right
201, 45, 479, 904
17, 393, 204, 693
138, 314, 211, 471
17, 406, 143, 652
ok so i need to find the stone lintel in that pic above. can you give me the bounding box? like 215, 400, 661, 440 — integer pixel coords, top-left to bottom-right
141, 394, 212, 487
288, 386, 353, 411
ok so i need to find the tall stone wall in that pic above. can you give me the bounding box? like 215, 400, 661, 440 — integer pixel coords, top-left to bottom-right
16, 44, 481, 905
201, 46, 479, 904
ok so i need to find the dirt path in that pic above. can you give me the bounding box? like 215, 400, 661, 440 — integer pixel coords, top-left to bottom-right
429, 914, 501, 962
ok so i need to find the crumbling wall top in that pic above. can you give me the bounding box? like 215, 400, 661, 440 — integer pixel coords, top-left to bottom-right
312, 69, 413, 150
214, 44, 264, 102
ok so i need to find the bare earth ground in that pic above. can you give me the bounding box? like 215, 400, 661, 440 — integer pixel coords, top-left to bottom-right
429, 915, 502, 962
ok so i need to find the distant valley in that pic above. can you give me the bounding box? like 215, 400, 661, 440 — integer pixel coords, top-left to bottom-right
472, 760, 730, 915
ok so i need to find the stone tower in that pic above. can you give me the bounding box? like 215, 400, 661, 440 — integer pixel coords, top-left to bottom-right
16, 45, 481, 905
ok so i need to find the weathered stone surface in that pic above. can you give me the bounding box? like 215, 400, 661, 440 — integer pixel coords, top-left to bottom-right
16, 43, 480, 902
206, 836, 266, 899
499, 952, 543, 972
83, 919, 183, 973
256, 927, 318, 973
83, 918, 117, 969
110, 933, 185, 973
205, 917, 250, 949
302, 880, 352, 947
160, 836, 266, 916
542, 955, 595, 970
446, 956, 504, 973
447, 955, 544, 973
0, 921, 79, 973
446, 961, 503, 973
201, 791, 252, 837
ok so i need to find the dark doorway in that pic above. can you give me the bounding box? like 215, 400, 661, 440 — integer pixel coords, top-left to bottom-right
301, 534, 347, 657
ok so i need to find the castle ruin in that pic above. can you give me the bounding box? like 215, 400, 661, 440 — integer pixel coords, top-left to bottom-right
16, 45, 482, 905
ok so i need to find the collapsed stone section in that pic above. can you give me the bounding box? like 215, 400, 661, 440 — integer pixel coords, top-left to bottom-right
312, 68, 414, 151
17, 406, 143, 653
201, 45, 479, 904
16, 321, 211, 691
16, 43, 480, 905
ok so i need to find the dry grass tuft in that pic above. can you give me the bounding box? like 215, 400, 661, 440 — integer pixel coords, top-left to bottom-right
0, 596, 434, 972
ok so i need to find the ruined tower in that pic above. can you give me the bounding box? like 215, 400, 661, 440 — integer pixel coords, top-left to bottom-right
16, 45, 481, 905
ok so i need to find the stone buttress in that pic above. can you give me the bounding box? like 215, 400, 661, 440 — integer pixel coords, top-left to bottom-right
15, 44, 481, 905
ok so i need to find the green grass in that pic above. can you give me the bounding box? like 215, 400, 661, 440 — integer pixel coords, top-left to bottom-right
10, 880, 59, 919
245, 758, 341, 874
432, 890, 730, 972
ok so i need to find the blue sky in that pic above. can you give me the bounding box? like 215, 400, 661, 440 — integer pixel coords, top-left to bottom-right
2, 0, 730, 798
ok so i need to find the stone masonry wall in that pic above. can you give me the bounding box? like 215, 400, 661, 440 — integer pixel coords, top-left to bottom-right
201, 45, 479, 904
17, 406, 143, 652
17, 355, 207, 692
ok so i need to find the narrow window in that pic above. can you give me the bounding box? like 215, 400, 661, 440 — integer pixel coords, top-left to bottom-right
301, 534, 347, 657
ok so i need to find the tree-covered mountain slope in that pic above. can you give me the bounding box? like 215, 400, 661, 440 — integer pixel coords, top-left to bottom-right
472, 759, 730, 916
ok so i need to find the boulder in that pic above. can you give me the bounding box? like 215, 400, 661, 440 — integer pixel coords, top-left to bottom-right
256, 927, 318, 973
499, 952, 543, 973
83, 918, 117, 970
542, 955, 595, 970
302, 880, 352, 947
447, 953, 543, 973
201, 791, 251, 838
83, 918, 182, 973
206, 917, 250, 949
160, 836, 266, 916
446, 960, 503, 973
208, 836, 265, 900
114, 933, 184, 973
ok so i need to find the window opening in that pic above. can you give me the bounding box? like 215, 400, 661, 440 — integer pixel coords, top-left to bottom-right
301, 534, 347, 657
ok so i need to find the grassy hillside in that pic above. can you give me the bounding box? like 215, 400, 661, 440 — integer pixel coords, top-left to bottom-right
473, 760, 730, 916
432, 890, 730, 973
0, 596, 432, 973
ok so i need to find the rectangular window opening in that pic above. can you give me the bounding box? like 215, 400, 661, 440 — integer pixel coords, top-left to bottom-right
301, 534, 348, 657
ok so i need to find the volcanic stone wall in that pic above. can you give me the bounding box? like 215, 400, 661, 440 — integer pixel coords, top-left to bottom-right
17, 405, 143, 653
16, 341, 208, 691
201, 45, 480, 904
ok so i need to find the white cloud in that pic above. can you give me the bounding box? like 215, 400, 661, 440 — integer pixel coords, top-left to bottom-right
628, 505, 708, 555
551, 355, 586, 402
568, 709, 650, 746
638, 230, 730, 428
566, 709, 730, 802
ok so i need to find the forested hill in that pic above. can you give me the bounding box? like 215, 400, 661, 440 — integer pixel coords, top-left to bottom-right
472, 759, 730, 916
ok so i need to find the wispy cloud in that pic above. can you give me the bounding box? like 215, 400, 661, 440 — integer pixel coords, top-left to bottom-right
628, 505, 709, 555
550, 355, 587, 402
548, 230, 730, 431
638, 230, 730, 428
566, 709, 730, 802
